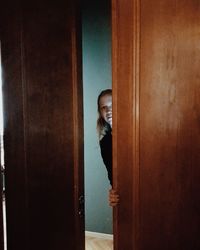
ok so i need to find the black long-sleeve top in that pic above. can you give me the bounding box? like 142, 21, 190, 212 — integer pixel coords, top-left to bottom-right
99, 130, 112, 186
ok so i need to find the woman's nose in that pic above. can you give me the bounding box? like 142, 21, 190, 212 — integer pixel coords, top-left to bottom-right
107, 105, 112, 110
106, 106, 112, 113
106, 107, 112, 112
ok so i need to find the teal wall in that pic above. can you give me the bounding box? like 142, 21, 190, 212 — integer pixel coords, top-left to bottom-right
82, 0, 112, 234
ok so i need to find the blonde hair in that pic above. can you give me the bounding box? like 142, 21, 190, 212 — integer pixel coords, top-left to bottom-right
97, 89, 112, 139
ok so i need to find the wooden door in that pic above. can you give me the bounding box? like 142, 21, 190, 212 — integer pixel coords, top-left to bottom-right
112, 0, 200, 249
0, 1, 84, 250
0, 148, 3, 250
0, 49, 4, 250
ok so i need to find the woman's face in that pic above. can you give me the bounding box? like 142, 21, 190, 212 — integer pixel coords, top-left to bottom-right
99, 94, 112, 128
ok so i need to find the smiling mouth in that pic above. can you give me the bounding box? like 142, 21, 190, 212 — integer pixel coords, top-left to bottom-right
107, 117, 112, 122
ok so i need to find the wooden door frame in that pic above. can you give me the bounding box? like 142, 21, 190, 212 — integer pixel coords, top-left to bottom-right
112, 0, 140, 249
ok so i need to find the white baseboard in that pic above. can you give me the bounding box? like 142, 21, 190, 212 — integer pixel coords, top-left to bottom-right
85, 231, 113, 240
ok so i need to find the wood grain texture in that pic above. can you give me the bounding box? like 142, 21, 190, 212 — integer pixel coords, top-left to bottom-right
112, 0, 140, 249
0, 1, 84, 250
0, 50, 3, 250
112, 0, 200, 249
0, 161, 3, 250
140, 1, 200, 249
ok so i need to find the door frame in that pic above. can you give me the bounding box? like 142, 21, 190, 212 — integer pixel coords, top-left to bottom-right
112, 0, 140, 249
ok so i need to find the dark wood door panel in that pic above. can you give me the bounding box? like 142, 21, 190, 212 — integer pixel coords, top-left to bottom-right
112, 0, 200, 249
0, 1, 84, 250
140, 1, 200, 249
0, 164, 3, 250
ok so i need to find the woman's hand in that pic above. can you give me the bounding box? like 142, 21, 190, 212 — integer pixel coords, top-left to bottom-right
109, 189, 119, 207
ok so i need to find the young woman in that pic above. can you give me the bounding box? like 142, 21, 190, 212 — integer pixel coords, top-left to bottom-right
97, 89, 119, 206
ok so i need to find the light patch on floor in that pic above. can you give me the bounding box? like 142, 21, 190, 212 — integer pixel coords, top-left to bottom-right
85, 231, 113, 250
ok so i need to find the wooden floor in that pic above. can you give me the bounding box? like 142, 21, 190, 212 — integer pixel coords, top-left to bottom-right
85, 232, 113, 250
